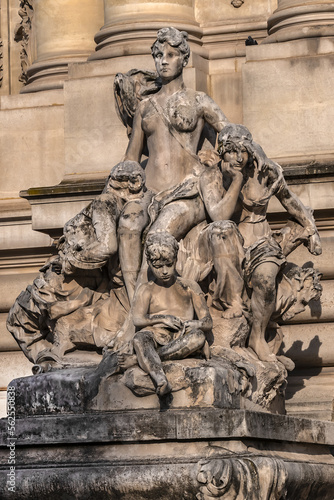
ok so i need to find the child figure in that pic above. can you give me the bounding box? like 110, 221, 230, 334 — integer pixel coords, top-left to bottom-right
129, 231, 212, 396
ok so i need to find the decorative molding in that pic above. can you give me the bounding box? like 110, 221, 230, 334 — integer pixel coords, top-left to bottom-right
231, 0, 245, 7
196, 457, 287, 499
0, 40, 3, 87
14, 0, 34, 84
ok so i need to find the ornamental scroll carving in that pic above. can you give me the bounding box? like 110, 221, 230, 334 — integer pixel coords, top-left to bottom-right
196, 457, 288, 499
14, 0, 34, 84
0, 40, 3, 87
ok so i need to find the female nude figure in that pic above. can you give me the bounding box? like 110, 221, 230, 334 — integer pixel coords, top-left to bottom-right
124, 27, 240, 241
211, 124, 322, 362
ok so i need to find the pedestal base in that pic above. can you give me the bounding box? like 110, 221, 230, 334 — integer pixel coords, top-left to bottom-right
1, 408, 333, 499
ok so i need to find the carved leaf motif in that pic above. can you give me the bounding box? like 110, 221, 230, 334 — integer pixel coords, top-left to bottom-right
197, 457, 287, 499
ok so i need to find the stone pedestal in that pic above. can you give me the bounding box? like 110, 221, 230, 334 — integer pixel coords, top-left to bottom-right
1, 364, 334, 498
1, 405, 334, 499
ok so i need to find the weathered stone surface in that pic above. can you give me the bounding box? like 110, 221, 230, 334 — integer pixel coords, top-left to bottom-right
1, 408, 334, 499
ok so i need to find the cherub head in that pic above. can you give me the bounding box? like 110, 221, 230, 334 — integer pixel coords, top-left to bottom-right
145, 231, 179, 285
151, 27, 190, 81
104, 160, 146, 195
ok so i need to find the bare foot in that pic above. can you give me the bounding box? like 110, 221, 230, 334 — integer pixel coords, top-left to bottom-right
117, 353, 138, 371
222, 305, 243, 319
248, 337, 277, 363
156, 380, 172, 397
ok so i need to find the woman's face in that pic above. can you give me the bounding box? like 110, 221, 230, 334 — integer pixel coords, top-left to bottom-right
223, 145, 249, 170
154, 42, 185, 81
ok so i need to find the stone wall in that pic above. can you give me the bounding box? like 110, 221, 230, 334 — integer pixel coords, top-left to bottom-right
1, 0, 333, 421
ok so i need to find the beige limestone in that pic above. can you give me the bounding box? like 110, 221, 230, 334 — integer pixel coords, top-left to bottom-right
91, 0, 199, 61
63, 55, 207, 181
284, 279, 334, 324
0, 273, 39, 313
265, 0, 334, 44
0, 314, 19, 351
195, 0, 277, 24
243, 39, 334, 162
286, 366, 334, 421
282, 323, 334, 367
0, 92, 65, 198
0, 0, 24, 95
0, 351, 32, 389
287, 230, 334, 280
0, 391, 6, 419
22, 0, 104, 93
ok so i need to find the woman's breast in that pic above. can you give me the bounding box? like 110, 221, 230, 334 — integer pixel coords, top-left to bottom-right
168, 104, 198, 132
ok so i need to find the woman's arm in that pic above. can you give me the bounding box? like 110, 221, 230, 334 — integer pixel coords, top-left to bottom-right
275, 176, 322, 255
199, 164, 243, 222
123, 103, 145, 162
200, 93, 230, 133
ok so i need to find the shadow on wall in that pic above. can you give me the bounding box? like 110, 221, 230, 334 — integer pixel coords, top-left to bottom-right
284, 335, 322, 402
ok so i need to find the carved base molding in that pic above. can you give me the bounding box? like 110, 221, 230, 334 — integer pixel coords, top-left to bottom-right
1, 407, 333, 499
264, 3, 334, 44
20, 55, 94, 94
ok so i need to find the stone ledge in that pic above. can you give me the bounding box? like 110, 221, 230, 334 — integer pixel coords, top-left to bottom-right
1, 409, 333, 447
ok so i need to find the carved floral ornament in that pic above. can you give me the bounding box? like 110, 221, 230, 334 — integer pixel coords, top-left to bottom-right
231, 0, 244, 7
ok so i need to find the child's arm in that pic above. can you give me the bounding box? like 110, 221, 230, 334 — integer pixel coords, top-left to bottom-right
183, 281, 212, 334
133, 283, 183, 330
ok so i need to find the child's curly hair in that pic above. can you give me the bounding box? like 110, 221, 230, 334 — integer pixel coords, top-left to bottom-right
145, 231, 179, 263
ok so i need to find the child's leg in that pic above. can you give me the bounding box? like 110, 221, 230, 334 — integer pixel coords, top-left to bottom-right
158, 330, 206, 361
133, 330, 171, 396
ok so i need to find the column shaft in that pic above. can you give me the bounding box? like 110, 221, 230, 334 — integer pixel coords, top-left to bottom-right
90, 0, 200, 61
21, 0, 104, 93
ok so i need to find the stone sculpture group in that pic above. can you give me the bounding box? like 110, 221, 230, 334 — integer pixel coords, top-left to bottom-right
7, 27, 322, 411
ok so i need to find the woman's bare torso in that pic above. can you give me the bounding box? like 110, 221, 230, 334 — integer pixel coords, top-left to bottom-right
140, 89, 207, 192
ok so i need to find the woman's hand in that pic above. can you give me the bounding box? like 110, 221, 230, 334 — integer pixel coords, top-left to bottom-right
221, 161, 244, 181
198, 150, 220, 167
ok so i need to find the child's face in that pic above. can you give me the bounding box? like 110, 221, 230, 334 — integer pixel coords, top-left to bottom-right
149, 257, 176, 285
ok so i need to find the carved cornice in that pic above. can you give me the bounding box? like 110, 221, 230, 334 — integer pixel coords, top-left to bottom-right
14, 0, 34, 84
